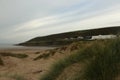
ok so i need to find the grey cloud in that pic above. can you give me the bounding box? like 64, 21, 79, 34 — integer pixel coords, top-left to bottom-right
0, 0, 120, 43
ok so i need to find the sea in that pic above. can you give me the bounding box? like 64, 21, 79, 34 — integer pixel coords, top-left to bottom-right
0, 44, 56, 50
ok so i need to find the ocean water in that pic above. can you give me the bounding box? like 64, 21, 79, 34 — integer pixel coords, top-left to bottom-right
0, 44, 56, 50
0, 44, 22, 49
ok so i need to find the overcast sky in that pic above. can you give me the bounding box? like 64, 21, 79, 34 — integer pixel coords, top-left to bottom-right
0, 0, 120, 43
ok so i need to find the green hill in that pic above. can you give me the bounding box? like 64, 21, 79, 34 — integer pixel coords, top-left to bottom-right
18, 26, 120, 46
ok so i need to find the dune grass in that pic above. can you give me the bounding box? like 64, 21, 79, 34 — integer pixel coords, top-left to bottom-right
0, 52, 28, 59
0, 57, 4, 65
40, 38, 120, 80
40, 41, 91, 80
34, 53, 50, 60
34, 50, 56, 60
82, 39, 120, 80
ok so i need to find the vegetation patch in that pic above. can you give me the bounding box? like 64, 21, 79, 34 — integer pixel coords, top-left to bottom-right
34, 49, 57, 60
0, 57, 4, 65
34, 53, 50, 60
0, 52, 28, 59
35, 52, 40, 54
40, 38, 120, 80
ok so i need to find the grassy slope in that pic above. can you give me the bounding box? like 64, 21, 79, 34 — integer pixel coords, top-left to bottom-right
19, 26, 120, 46
40, 38, 120, 80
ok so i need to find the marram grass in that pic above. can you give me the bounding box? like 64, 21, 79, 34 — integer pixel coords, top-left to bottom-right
40, 38, 120, 80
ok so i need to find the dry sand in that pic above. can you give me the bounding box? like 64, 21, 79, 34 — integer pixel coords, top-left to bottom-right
0, 48, 55, 80
0, 43, 80, 80
0, 46, 72, 80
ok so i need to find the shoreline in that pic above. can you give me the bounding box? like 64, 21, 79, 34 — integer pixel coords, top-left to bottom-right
0, 46, 57, 54
0, 45, 57, 51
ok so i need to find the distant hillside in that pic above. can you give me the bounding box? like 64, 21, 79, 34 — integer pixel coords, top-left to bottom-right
18, 26, 120, 46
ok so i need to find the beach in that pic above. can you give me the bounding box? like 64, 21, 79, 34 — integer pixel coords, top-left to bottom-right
0, 42, 80, 80
0, 46, 58, 80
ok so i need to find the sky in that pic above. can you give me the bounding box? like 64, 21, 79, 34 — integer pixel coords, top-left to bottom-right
0, 0, 120, 43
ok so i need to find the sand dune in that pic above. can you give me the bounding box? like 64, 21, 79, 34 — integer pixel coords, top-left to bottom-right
0, 44, 78, 80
